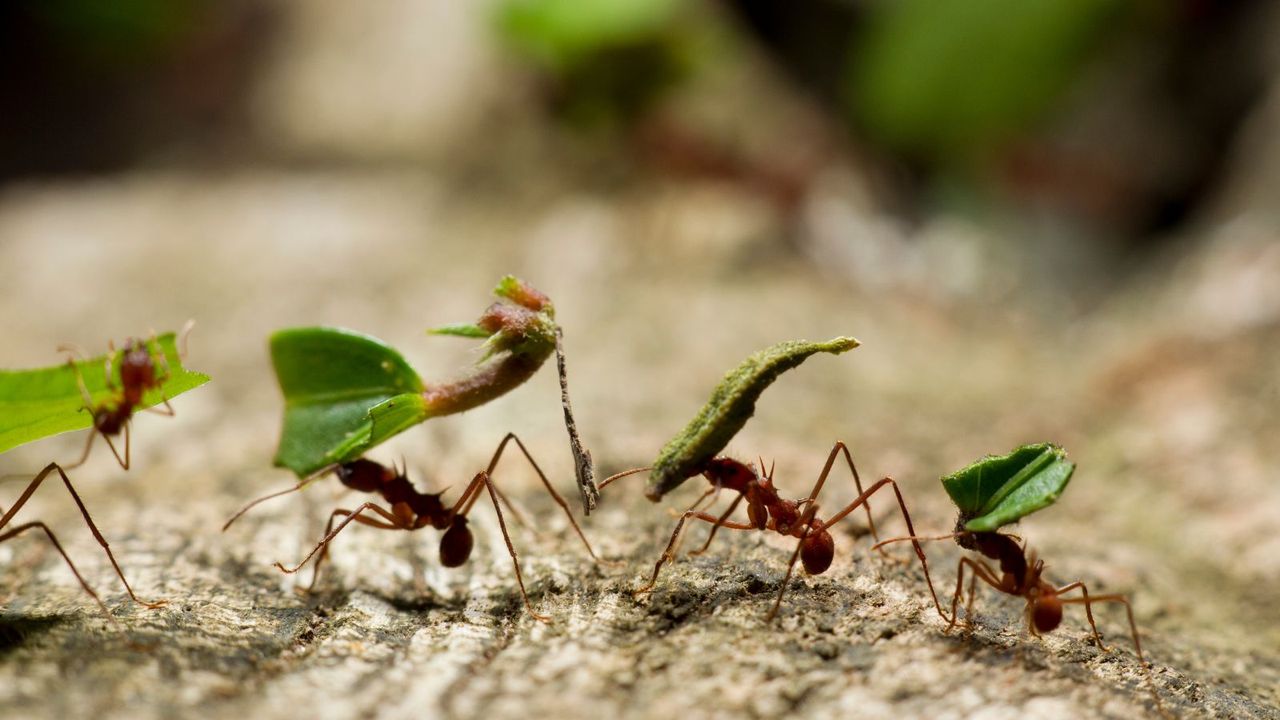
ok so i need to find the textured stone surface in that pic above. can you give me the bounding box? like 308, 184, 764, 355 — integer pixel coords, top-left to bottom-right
0, 170, 1277, 719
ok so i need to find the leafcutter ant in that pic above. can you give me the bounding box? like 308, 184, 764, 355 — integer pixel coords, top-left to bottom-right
224, 433, 605, 622
600, 441, 947, 620
60, 321, 195, 470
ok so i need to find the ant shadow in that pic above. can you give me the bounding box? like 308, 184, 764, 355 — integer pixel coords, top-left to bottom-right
0, 614, 70, 657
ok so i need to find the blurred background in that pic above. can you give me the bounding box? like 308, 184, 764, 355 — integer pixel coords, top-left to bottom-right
1, 1, 1278, 717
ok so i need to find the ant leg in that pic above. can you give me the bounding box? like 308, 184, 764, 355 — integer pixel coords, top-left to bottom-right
689, 494, 744, 556
1057, 585, 1168, 719
2, 463, 162, 608
469, 432, 606, 563
305, 508, 399, 592
143, 399, 176, 417
635, 487, 736, 595
824, 477, 949, 623
807, 442, 881, 548
946, 557, 1003, 632
176, 319, 195, 361
98, 423, 130, 470
464, 471, 552, 623
62, 430, 98, 471
0, 521, 118, 625
766, 502, 823, 622
1056, 583, 1144, 662
274, 502, 407, 576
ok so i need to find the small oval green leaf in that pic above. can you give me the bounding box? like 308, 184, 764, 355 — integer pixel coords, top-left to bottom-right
646, 336, 860, 500
940, 443, 1075, 532
0, 332, 209, 455
270, 327, 423, 477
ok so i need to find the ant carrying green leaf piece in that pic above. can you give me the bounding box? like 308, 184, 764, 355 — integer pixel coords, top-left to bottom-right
224, 277, 603, 622
874, 444, 1168, 715
599, 336, 943, 620
1, 328, 209, 620
262, 275, 594, 505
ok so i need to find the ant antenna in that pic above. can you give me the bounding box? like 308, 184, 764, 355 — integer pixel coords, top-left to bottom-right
871, 532, 963, 552
177, 319, 196, 360
597, 467, 651, 490
222, 466, 331, 531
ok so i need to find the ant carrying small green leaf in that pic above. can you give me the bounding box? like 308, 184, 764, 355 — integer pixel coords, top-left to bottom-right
873, 444, 1169, 715
0, 329, 209, 619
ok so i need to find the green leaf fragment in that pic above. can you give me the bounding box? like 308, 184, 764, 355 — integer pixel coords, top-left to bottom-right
646, 336, 860, 500
941, 443, 1075, 532
0, 332, 210, 456
270, 327, 423, 477
428, 323, 493, 339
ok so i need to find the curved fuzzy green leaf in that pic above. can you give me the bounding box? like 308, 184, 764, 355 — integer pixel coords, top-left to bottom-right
271, 327, 423, 477
941, 443, 1075, 532
646, 336, 860, 500
0, 332, 209, 455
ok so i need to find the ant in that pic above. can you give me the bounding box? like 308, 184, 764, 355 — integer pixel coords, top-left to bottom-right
876, 528, 1147, 662
224, 433, 606, 622
599, 442, 948, 620
872, 528, 1168, 716
60, 321, 194, 470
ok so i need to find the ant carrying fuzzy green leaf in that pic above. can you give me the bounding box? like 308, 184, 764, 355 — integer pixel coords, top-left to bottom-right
224, 277, 603, 621
599, 336, 945, 620
1, 328, 209, 620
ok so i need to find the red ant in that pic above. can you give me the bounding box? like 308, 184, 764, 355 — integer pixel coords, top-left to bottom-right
60, 322, 193, 470
876, 528, 1147, 662
224, 433, 606, 622
599, 442, 948, 620
872, 528, 1168, 716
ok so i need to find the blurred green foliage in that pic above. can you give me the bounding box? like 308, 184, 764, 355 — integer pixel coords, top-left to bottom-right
496, 0, 694, 128
25, 0, 204, 67
848, 0, 1124, 166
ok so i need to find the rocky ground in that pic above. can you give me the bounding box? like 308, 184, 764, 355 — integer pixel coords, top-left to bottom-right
0, 165, 1277, 719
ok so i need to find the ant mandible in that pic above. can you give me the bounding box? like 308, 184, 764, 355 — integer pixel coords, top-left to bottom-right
224, 433, 606, 622
600, 441, 948, 620
60, 321, 194, 470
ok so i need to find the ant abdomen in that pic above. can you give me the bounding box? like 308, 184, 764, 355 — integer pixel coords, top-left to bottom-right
1032, 588, 1064, 632
801, 529, 835, 575
440, 517, 474, 568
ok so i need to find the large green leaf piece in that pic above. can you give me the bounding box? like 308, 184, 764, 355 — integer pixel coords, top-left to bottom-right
941, 443, 1075, 532
271, 328, 423, 477
646, 336, 859, 500
0, 332, 209, 456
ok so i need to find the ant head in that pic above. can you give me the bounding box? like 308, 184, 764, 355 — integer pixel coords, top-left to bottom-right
335, 459, 386, 493
801, 528, 835, 575
1031, 584, 1063, 633
439, 516, 473, 568
93, 406, 124, 434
